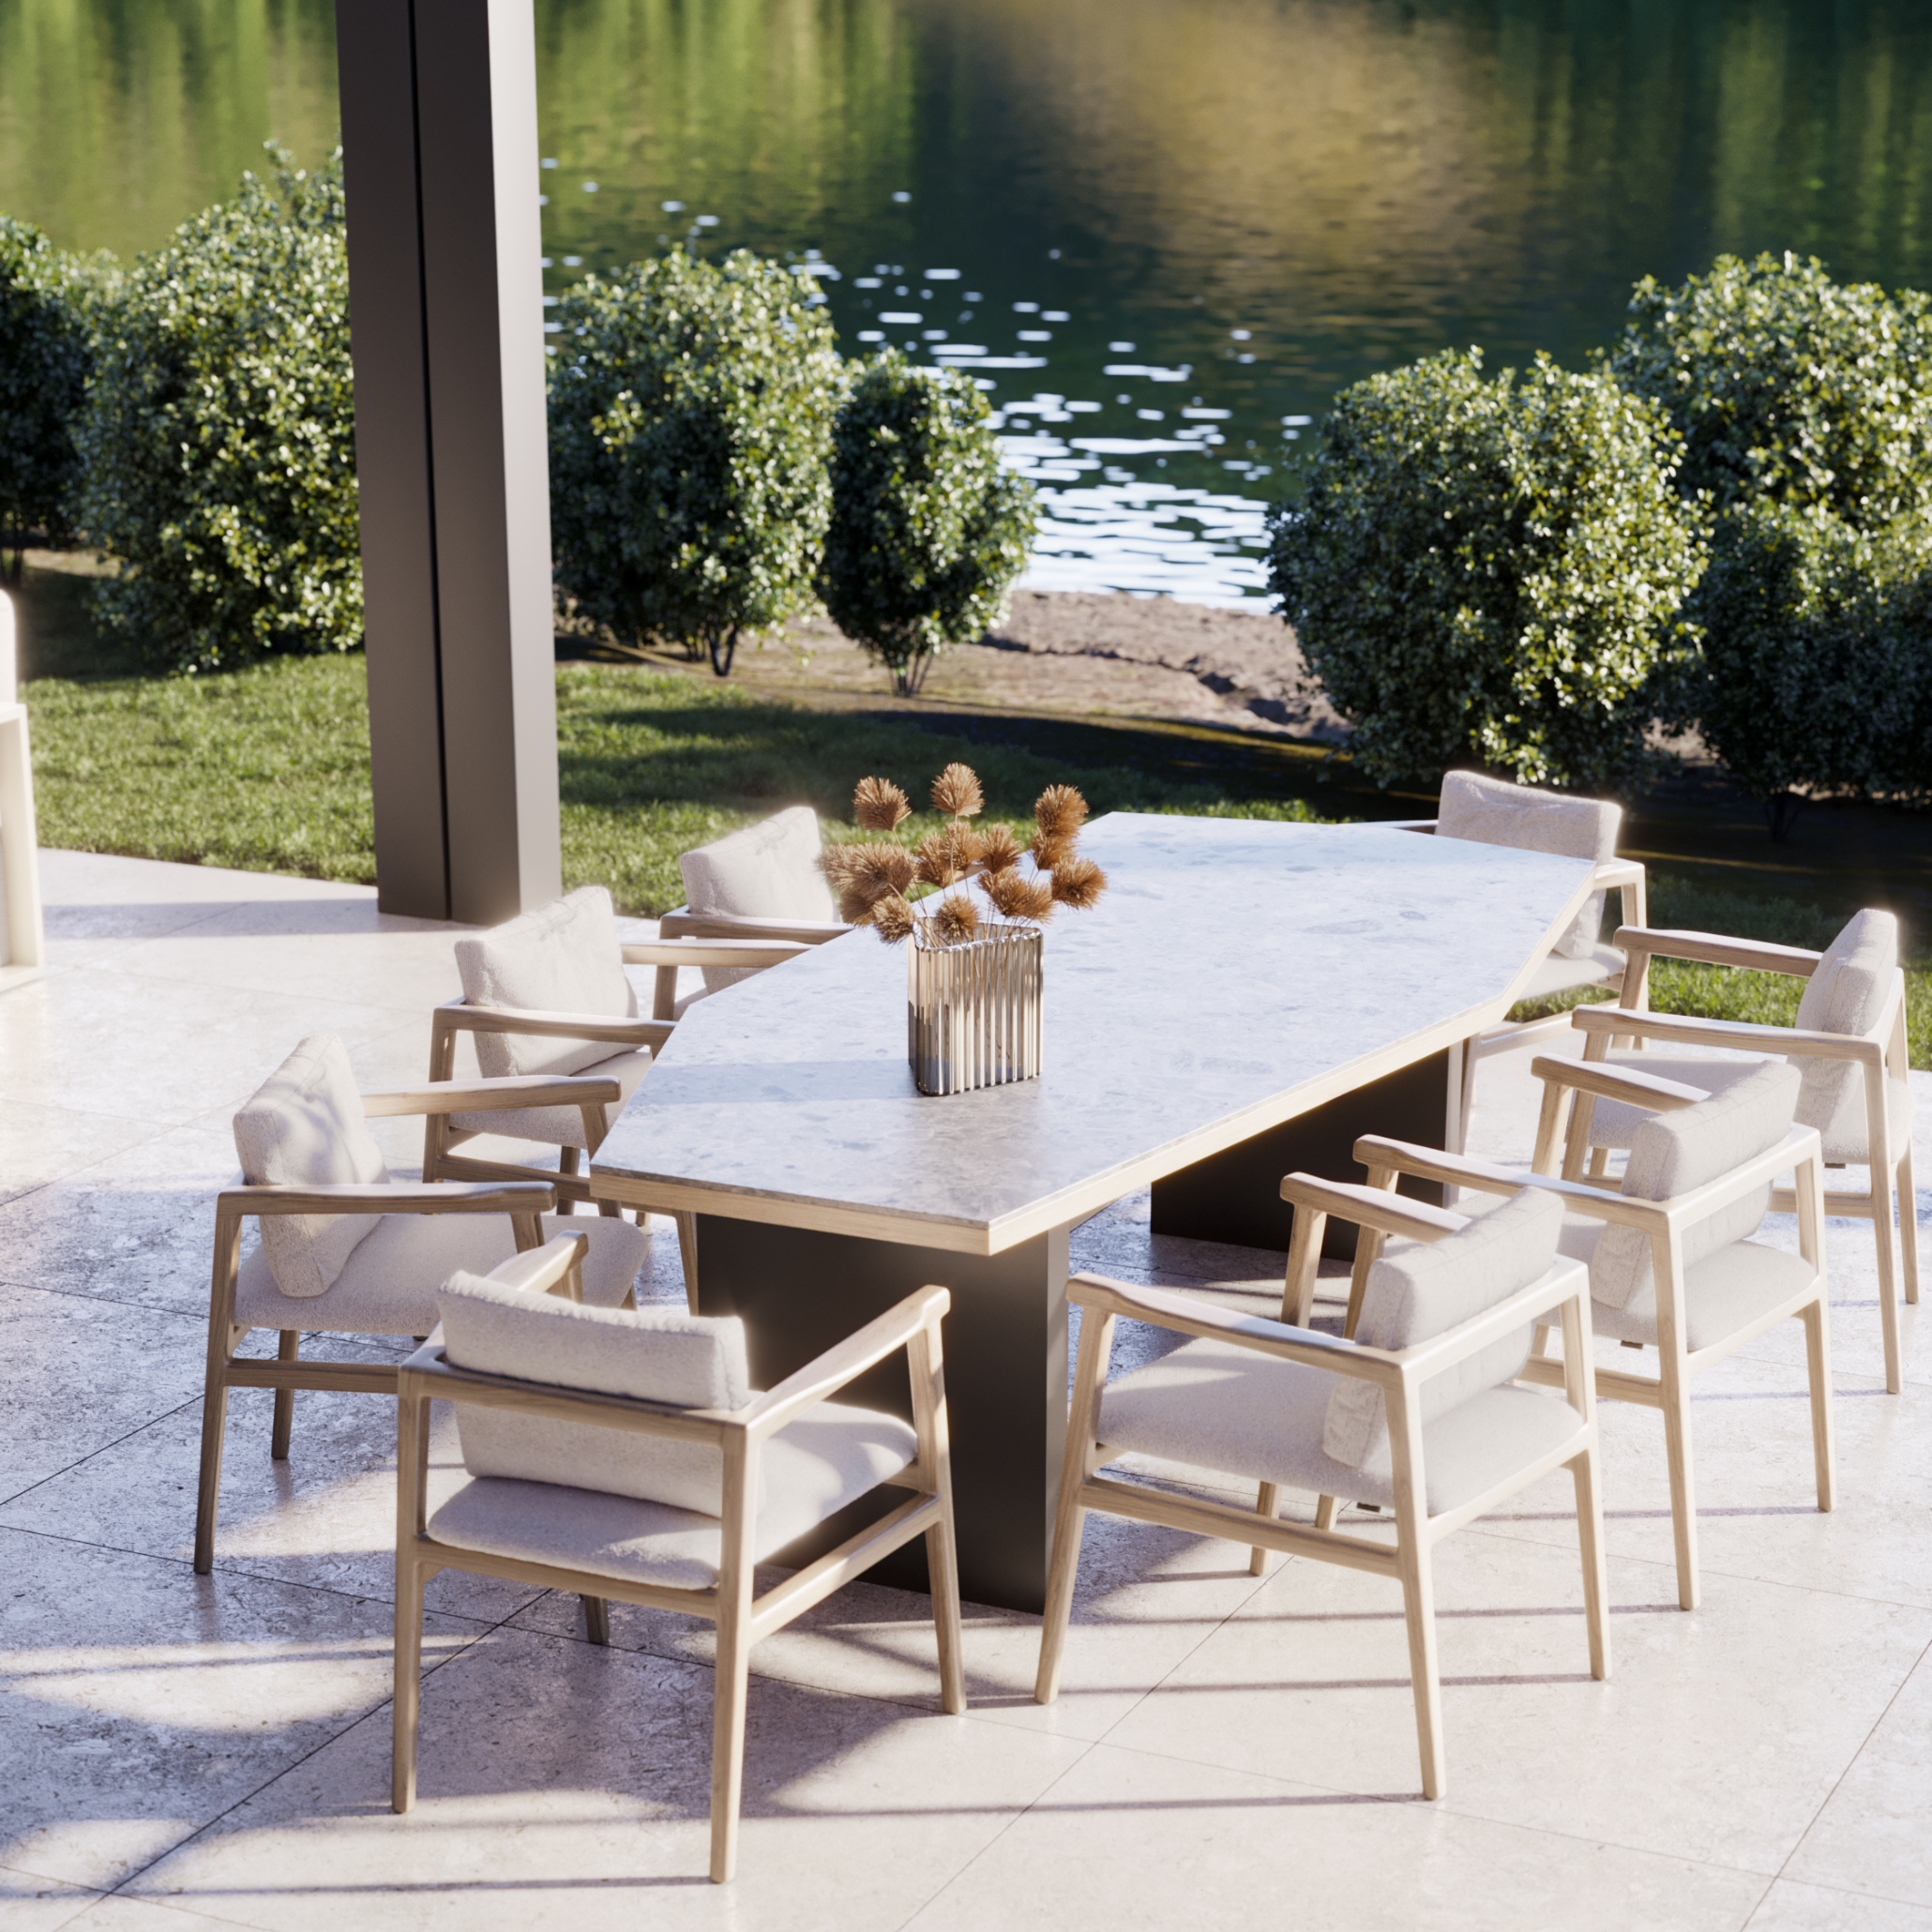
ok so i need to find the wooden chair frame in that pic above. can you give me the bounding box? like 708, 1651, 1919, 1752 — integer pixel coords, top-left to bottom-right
425, 940, 811, 1302
194, 1073, 623, 1573
393, 1269, 965, 1884
1036, 1191, 1608, 1803
1353, 1094, 1834, 1612
1562, 923, 1916, 1391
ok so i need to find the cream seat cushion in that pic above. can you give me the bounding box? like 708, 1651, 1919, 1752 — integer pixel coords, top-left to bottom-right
234, 1211, 647, 1335
1437, 770, 1621, 960
679, 807, 838, 995
233, 1034, 389, 1300
448, 1046, 652, 1148
1099, 1349, 1580, 1518
454, 886, 638, 1079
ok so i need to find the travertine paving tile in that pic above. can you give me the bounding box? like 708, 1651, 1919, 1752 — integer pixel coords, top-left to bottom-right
0, 1528, 484, 1892
1746, 1879, 1932, 1929
57, 1893, 244, 1930
128, 1624, 1088, 1932
0, 1283, 206, 1500
1096, 1530, 1932, 1872
903, 1743, 1770, 1932
0, 1861, 102, 1932
1783, 1642, 1932, 1908
1, 1389, 546, 1623
0, 1103, 166, 1211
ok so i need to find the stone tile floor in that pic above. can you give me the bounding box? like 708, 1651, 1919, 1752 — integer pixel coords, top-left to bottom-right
2, 849, 1928, 1931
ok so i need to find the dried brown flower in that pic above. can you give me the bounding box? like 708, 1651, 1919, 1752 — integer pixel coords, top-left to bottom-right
931, 762, 985, 819
1049, 855, 1108, 911
930, 894, 982, 945
853, 776, 913, 832
869, 893, 916, 943
826, 840, 917, 914
1034, 783, 1089, 841
913, 828, 966, 887
984, 868, 1056, 923
1030, 831, 1074, 872
975, 823, 1024, 872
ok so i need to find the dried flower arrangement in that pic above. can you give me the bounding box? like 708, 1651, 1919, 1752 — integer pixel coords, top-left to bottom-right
822, 762, 1109, 945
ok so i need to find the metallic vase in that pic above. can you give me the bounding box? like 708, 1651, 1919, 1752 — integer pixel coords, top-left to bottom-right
907, 923, 1044, 1095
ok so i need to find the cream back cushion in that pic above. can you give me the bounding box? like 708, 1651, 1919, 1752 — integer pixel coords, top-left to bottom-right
454, 885, 637, 1079
233, 1034, 389, 1300
437, 1267, 754, 1516
1790, 909, 1897, 1155
1437, 769, 1621, 960
1590, 1059, 1801, 1311
680, 807, 837, 994
1322, 1186, 1563, 1473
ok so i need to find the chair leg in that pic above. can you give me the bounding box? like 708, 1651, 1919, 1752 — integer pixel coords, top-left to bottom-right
1898, 1143, 1920, 1306
193, 1369, 231, 1576
1393, 1504, 1444, 1800
709, 1613, 751, 1883
675, 1212, 701, 1312
1802, 1300, 1836, 1513
557, 1145, 580, 1215
392, 1553, 426, 1813
270, 1330, 298, 1460
1569, 1450, 1611, 1682
1872, 1170, 1904, 1395
1659, 1357, 1700, 1610
1034, 1499, 1088, 1706
926, 1514, 967, 1716
1313, 1494, 1340, 1532
581, 1595, 611, 1645
1249, 1482, 1278, 1576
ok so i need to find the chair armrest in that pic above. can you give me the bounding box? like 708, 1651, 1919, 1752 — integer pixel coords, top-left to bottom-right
1278, 1172, 1469, 1244
620, 939, 811, 970
363, 1074, 623, 1117
433, 1000, 675, 1050
219, 1181, 556, 1216
1353, 1135, 1532, 1200
1069, 1274, 1405, 1388
1594, 859, 1645, 891
736, 1287, 952, 1440
1610, 926, 1823, 978
1571, 1004, 1883, 1064
657, 909, 849, 944
1527, 1055, 1710, 1111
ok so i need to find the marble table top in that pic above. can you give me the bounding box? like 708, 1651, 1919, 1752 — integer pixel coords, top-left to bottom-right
592, 812, 1598, 1252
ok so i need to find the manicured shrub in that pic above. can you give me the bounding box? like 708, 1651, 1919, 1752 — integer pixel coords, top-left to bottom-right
1611, 253, 1932, 830
1676, 502, 1932, 834
0, 217, 99, 577
818, 352, 1037, 696
74, 148, 359, 672
1266, 348, 1707, 791
548, 249, 842, 676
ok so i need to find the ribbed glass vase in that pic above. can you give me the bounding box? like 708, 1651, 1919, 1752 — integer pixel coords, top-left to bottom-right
906, 923, 1043, 1095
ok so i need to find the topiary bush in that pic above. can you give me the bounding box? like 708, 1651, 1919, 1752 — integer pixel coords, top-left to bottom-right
74, 147, 359, 672
1609, 253, 1932, 832
0, 217, 100, 579
1266, 347, 1708, 791
819, 351, 1036, 696
548, 249, 842, 676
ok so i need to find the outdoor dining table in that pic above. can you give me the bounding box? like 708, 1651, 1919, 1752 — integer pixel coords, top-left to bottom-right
590, 811, 1600, 1613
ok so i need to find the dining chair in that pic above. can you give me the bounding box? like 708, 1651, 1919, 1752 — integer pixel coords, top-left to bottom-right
1036, 1183, 1607, 1801
425, 885, 808, 1294
196, 1033, 650, 1572
1349, 1051, 1834, 1611
1416, 771, 1648, 1151
0, 585, 45, 994
1561, 906, 1916, 1391
656, 807, 850, 1012
393, 1238, 965, 1883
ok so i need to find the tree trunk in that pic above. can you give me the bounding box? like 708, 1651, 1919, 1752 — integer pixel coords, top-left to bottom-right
1764, 789, 1804, 841
894, 647, 935, 698
708, 625, 740, 678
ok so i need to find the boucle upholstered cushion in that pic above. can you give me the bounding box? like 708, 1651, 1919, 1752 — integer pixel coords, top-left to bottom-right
233, 1211, 646, 1335
437, 1266, 752, 1516
1322, 1186, 1564, 1473
1790, 909, 1898, 1155
1098, 1349, 1581, 1518
679, 806, 837, 993
454, 886, 637, 1079
1437, 770, 1621, 960
1589, 1059, 1800, 1311
427, 1401, 919, 1591
233, 1034, 389, 1300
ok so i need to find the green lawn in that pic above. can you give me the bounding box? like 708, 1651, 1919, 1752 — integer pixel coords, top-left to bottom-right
22, 645, 1930, 1066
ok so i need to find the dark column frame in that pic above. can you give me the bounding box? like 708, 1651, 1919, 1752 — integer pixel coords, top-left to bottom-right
337, 0, 562, 926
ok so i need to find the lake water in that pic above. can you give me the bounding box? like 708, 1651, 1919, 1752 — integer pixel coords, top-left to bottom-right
5, 0, 1932, 603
